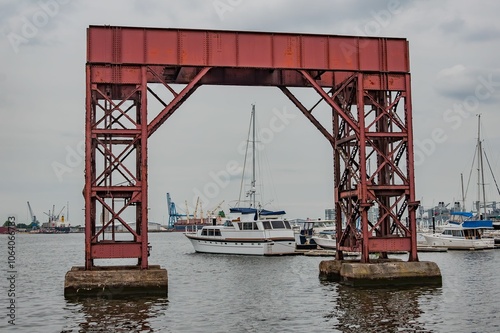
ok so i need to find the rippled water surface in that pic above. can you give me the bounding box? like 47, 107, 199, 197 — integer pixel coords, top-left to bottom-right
1, 233, 500, 332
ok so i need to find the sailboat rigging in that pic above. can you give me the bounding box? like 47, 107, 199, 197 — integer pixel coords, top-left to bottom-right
237, 104, 257, 209
422, 114, 495, 249
463, 114, 500, 217
183, 104, 296, 255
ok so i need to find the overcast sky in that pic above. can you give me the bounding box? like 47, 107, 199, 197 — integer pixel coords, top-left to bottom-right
1, 0, 500, 225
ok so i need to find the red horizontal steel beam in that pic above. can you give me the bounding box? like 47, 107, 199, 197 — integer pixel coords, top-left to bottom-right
365, 132, 407, 137
367, 237, 412, 252
92, 186, 142, 192
89, 65, 408, 90
92, 129, 141, 136
338, 245, 361, 252
87, 26, 409, 73
366, 185, 408, 192
91, 242, 142, 259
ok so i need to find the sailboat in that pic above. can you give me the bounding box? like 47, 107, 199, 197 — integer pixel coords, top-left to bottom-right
423, 115, 495, 250
184, 105, 296, 255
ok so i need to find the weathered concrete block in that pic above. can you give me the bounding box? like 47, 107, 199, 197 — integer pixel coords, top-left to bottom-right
319, 258, 400, 281
319, 260, 441, 287
319, 260, 344, 281
64, 265, 168, 297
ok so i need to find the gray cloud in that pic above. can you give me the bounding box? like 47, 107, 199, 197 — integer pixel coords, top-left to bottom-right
439, 17, 466, 34
434, 65, 500, 104
464, 26, 500, 42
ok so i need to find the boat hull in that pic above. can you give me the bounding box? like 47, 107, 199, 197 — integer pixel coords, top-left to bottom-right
185, 234, 296, 255
423, 234, 494, 250
311, 237, 336, 250
0, 226, 14, 234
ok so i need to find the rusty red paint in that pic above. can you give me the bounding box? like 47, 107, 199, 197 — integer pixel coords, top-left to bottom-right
87, 26, 409, 72
84, 26, 418, 269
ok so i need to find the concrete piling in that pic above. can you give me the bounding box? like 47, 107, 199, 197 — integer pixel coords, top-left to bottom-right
319, 259, 442, 287
64, 265, 168, 297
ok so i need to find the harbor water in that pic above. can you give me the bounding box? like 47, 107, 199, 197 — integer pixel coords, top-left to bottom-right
1, 232, 500, 332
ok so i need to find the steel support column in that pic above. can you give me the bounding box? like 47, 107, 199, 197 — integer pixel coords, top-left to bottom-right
84, 63, 210, 269
84, 67, 149, 269
285, 70, 419, 262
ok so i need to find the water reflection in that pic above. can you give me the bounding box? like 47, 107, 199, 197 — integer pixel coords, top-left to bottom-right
325, 283, 442, 332
63, 296, 168, 333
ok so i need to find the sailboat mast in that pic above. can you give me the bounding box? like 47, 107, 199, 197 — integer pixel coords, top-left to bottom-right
251, 104, 256, 209
461, 173, 465, 211
477, 115, 487, 218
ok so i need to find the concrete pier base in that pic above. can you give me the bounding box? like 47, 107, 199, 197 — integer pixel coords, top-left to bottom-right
319, 259, 441, 287
64, 265, 168, 297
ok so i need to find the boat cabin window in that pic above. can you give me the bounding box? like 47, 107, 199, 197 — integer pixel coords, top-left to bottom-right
262, 221, 272, 230
242, 222, 257, 230
202, 228, 221, 236
271, 221, 285, 229
443, 229, 464, 237
464, 229, 480, 239
260, 220, 290, 229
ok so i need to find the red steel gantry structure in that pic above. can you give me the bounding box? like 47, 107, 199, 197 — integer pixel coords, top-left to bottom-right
85, 26, 418, 269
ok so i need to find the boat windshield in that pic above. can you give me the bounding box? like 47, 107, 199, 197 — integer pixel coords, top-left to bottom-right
449, 212, 473, 223
442, 229, 464, 237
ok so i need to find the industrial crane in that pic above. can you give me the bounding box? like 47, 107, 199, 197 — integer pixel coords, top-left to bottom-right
56, 206, 66, 220
27, 201, 39, 228
208, 200, 225, 217
44, 204, 65, 225
193, 197, 200, 220
166, 193, 185, 228
184, 200, 190, 224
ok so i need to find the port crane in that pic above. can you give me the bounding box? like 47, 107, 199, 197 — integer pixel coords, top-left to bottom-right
193, 197, 200, 220
167, 193, 225, 228
208, 200, 225, 217
27, 201, 39, 228
44, 204, 65, 225
166, 193, 185, 228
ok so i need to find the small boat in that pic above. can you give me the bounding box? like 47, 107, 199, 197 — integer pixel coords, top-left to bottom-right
423, 115, 496, 251
292, 219, 335, 236
184, 104, 296, 255
311, 230, 336, 250
422, 212, 494, 250
184, 208, 296, 255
